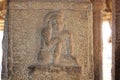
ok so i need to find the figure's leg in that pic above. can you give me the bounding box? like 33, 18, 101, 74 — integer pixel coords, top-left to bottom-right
54, 42, 62, 65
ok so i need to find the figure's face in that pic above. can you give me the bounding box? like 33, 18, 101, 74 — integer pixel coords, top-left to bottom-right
51, 16, 63, 31
52, 17, 59, 27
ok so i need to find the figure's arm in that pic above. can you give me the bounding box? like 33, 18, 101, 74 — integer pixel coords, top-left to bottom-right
63, 30, 72, 55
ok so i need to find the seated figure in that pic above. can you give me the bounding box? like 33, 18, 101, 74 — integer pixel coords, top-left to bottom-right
37, 11, 78, 66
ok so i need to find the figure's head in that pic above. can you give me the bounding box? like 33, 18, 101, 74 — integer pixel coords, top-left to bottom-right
44, 11, 64, 32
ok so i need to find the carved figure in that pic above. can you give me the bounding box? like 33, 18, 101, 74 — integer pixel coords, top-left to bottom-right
38, 11, 78, 66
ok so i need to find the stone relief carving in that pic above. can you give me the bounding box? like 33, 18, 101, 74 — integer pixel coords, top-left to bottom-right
28, 11, 81, 78
37, 11, 78, 66
3, 1, 93, 79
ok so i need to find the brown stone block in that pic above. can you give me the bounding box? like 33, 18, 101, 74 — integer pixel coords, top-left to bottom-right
31, 1, 91, 10
9, 0, 30, 9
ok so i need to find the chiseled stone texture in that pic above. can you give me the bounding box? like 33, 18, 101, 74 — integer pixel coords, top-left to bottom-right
2, 0, 93, 80
114, 0, 120, 79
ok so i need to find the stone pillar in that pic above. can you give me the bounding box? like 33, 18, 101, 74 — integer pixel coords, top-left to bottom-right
2, 0, 94, 80
92, 1, 104, 80
113, 0, 120, 80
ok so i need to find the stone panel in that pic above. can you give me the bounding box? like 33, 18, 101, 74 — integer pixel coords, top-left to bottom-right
3, 1, 93, 80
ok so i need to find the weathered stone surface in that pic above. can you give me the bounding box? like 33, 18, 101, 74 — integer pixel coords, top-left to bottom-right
92, 1, 103, 80
9, 0, 30, 9
113, 0, 120, 80
2, 1, 93, 80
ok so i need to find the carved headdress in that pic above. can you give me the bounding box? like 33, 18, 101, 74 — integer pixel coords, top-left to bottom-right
43, 11, 63, 25
41, 11, 63, 46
